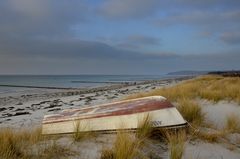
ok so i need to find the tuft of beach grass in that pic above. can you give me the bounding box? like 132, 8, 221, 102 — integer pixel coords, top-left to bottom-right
224, 114, 240, 133
196, 130, 225, 143
0, 127, 76, 159
100, 131, 142, 159
136, 113, 153, 139
0, 127, 42, 159
165, 130, 186, 159
140, 129, 186, 159
176, 98, 205, 127
72, 120, 96, 142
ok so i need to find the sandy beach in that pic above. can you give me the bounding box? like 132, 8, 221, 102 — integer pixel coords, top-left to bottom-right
1, 75, 240, 159
0, 76, 189, 129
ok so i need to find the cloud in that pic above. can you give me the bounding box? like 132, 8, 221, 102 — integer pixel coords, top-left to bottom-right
0, 0, 166, 68
154, 9, 240, 46
116, 35, 160, 50
0, 35, 170, 61
0, 0, 239, 74
98, 0, 240, 46
0, 0, 88, 37
1, 49, 239, 75
99, 0, 240, 20
99, 0, 159, 19
156, 10, 240, 30
8, 0, 49, 17
220, 32, 240, 44
126, 35, 160, 45
197, 31, 213, 38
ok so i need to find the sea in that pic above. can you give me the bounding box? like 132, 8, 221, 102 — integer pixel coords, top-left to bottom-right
0, 75, 176, 95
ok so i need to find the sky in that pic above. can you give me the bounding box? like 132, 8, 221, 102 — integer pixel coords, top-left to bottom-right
0, 0, 240, 75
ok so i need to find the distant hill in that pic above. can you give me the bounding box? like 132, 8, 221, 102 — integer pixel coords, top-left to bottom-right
208, 70, 240, 77
167, 70, 208, 76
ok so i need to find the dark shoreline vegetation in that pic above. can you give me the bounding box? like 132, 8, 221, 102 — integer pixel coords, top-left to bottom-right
208, 70, 240, 77
0, 75, 240, 158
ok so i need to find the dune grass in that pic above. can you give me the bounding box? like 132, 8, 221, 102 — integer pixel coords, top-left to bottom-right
127, 75, 240, 104
126, 75, 240, 131
177, 98, 205, 127
136, 113, 153, 139
113, 132, 140, 158
187, 114, 240, 144
72, 120, 96, 142
101, 128, 188, 159
0, 127, 75, 159
101, 131, 142, 159
164, 130, 186, 159
194, 114, 240, 143
0, 127, 42, 159
224, 114, 240, 133
196, 130, 225, 143
101, 149, 115, 159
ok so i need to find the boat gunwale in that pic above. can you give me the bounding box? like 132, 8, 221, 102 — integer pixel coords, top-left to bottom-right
42, 122, 188, 135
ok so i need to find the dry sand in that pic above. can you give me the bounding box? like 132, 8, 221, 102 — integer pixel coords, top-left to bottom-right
200, 100, 240, 129
1, 77, 240, 159
184, 99, 240, 159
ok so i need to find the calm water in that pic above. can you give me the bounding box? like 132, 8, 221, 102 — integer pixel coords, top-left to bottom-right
0, 75, 169, 94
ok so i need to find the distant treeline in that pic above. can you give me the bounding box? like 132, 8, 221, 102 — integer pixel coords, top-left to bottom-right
208, 71, 240, 77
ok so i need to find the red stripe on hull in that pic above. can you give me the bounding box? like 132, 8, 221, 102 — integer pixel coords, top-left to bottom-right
43, 98, 173, 124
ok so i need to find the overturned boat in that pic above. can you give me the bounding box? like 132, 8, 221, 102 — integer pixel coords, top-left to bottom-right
42, 96, 186, 135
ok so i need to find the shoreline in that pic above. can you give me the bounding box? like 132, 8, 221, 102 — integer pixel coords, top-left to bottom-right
0, 76, 193, 128
0, 76, 193, 106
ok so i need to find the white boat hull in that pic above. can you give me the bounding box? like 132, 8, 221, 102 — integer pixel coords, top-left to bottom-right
42, 96, 186, 135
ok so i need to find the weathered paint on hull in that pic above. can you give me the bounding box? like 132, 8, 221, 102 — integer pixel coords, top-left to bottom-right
42, 96, 186, 135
